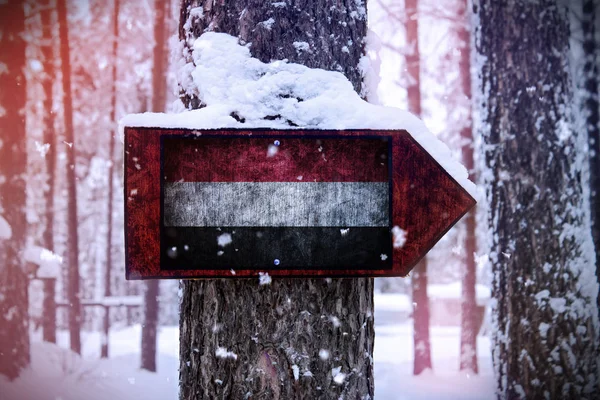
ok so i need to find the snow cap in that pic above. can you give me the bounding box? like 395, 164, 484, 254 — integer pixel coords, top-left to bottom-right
121, 32, 476, 197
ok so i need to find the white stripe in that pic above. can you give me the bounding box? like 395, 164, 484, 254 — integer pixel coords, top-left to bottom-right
163, 182, 389, 227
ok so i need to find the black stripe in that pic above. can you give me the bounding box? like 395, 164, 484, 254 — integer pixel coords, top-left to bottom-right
161, 227, 392, 270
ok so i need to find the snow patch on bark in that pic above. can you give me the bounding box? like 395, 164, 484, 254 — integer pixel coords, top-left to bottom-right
215, 347, 238, 360
0, 215, 11, 239
331, 366, 346, 384
259, 18, 275, 30
360, 29, 381, 103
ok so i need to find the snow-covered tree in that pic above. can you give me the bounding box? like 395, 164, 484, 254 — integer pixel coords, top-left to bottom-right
176, 1, 374, 398
581, 0, 600, 315
0, 0, 30, 380
473, 0, 600, 397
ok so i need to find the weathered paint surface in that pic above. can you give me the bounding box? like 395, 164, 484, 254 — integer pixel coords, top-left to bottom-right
124, 127, 475, 279
163, 136, 390, 182
163, 182, 389, 227
161, 227, 392, 269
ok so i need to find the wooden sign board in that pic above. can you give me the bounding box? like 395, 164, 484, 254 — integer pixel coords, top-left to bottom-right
124, 127, 475, 279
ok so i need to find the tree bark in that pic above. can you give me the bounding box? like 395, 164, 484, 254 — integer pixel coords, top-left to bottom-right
57, 0, 81, 355
0, 0, 30, 380
177, 1, 374, 398
456, 0, 478, 374
474, 0, 600, 398
40, 0, 58, 345
141, 0, 170, 373
404, 0, 432, 376
582, 0, 600, 316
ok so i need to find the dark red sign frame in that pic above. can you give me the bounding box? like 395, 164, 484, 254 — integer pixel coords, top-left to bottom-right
124, 127, 475, 279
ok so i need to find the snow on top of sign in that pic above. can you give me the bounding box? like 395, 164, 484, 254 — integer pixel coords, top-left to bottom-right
121, 32, 476, 197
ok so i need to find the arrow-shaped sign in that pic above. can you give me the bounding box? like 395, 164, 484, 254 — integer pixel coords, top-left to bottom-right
124, 128, 475, 279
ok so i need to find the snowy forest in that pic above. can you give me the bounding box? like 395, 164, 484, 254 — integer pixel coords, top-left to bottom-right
0, 0, 599, 399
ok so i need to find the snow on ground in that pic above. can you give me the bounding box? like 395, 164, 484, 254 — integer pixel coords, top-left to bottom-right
375, 325, 494, 400
429, 282, 491, 302
0, 326, 179, 400
0, 293, 494, 400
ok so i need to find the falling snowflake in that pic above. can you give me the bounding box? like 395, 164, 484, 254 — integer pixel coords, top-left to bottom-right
259, 272, 272, 285
217, 233, 232, 247
391, 226, 407, 248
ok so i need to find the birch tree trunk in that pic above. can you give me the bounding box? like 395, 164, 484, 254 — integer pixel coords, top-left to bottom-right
0, 0, 30, 380
404, 0, 432, 376
474, 1, 600, 397
57, 0, 82, 355
177, 1, 374, 398
456, 0, 478, 374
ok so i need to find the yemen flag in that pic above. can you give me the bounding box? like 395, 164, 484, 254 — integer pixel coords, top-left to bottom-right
160, 135, 393, 271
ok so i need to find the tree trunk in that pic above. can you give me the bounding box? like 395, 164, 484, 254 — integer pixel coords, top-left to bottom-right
582, 0, 600, 316
57, 0, 81, 355
177, 1, 374, 398
40, 0, 58, 345
404, 0, 432, 376
141, 279, 159, 372
101, 0, 120, 360
411, 260, 432, 375
0, 0, 30, 380
456, 0, 478, 374
474, 0, 600, 398
141, 0, 169, 372
42, 279, 57, 344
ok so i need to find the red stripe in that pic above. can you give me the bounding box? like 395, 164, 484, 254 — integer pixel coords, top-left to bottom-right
163, 136, 389, 182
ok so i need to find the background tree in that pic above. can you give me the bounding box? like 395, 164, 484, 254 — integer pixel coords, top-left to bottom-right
101, 0, 120, 359
404, 0, 433, 376
177, 1, 373, 398
57, 0, 81, 355
456, 0, 478, 374
39, 0, 58, 345
141, 0, 170, 372
0, 0, 30, 380
474, 0, 600, 397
